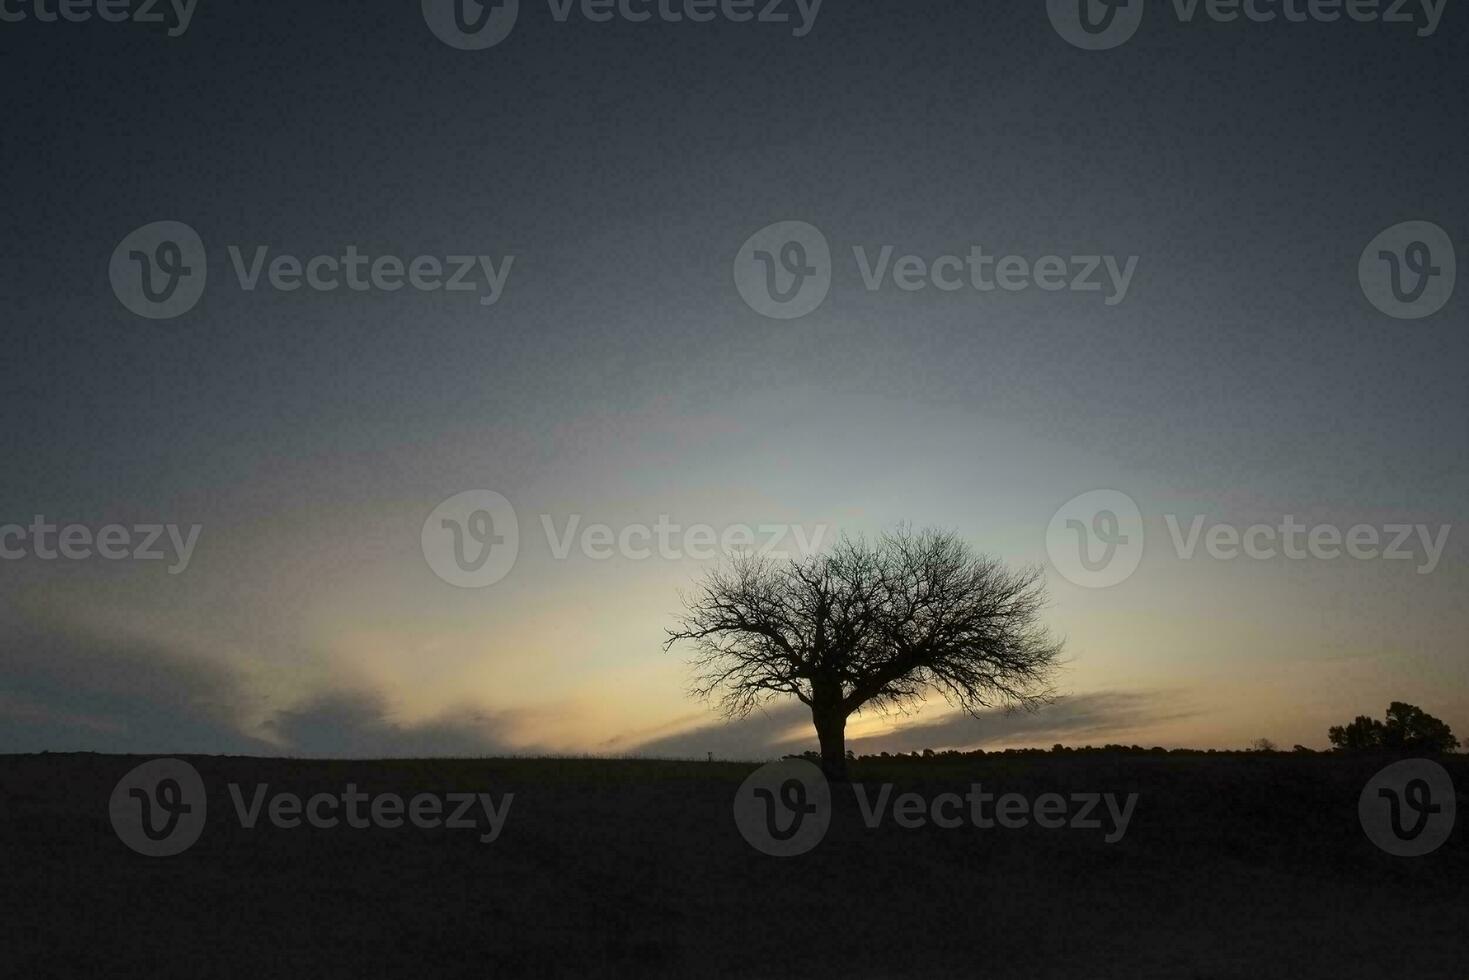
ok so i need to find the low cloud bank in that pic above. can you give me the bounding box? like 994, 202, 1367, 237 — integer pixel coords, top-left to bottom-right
1, 625, 1190, 759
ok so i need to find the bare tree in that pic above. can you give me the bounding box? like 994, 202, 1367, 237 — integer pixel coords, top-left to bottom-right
665, 526, 1063, 780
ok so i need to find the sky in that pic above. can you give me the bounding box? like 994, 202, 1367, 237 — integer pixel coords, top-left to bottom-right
2, 0, 1466, 758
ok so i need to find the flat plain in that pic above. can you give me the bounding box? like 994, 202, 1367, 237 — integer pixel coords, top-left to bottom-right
3, 752, 1464, 978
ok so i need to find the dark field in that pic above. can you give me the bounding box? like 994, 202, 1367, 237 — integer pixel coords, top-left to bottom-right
3, 752, 1465, 978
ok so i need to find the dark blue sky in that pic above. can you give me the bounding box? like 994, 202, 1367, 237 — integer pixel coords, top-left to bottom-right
2, 0, 1465, 755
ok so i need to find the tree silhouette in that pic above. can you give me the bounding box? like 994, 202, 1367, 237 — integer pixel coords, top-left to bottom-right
1328, 701, 1459, 753
665, 526, 1063, 780
1328, 715, 1383, 751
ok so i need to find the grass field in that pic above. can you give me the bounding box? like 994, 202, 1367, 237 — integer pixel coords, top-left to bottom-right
3, 751, 1465, 978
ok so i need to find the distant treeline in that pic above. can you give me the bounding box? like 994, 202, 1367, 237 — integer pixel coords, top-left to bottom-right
791, 743, 1336, 762
779, 702, 1459, 762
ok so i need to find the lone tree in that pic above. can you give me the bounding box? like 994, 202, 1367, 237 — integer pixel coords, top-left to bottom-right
665, 527, 1063, 780
1328, 701, 1459, 754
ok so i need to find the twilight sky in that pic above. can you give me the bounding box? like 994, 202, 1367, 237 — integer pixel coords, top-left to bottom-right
2, 0, 1466, 757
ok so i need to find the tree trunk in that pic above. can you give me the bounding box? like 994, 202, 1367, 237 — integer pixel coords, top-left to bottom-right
813, 706, 849, 782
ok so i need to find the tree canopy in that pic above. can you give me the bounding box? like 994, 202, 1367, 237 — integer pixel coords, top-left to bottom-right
1328, 702, 1459, 753
666, 526, 1063, 778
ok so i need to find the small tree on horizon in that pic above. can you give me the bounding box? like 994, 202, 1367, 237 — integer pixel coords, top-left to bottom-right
1328, 715, 1383, 751
665, 526, 1063, 780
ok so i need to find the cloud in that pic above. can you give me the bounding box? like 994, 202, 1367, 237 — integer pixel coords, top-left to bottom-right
0, 622, 525, 757
0, 615, 1194, 759
0, 625, 271, 755
625, 690, 1196, 759
626, 701, 812, 760
845, 690, 1197, 754
262, 689, 525, 758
